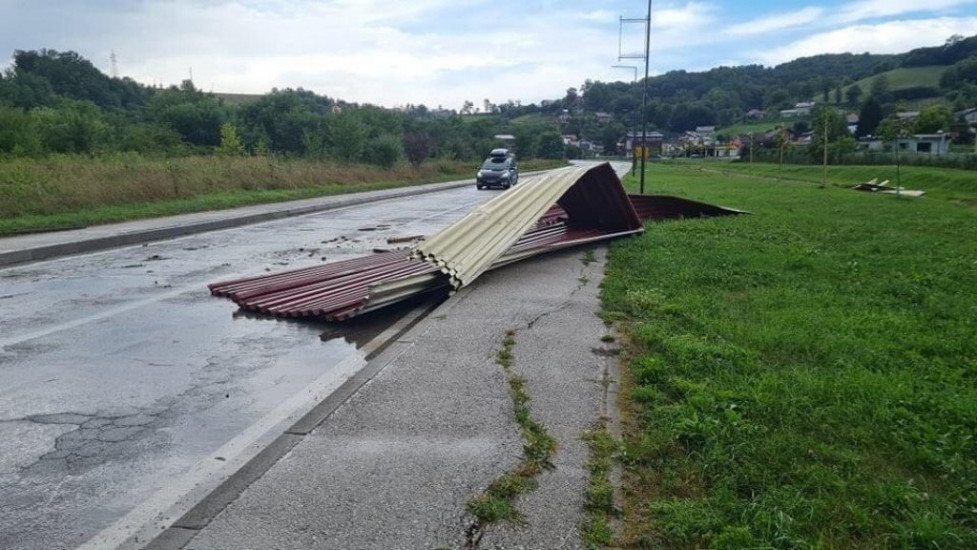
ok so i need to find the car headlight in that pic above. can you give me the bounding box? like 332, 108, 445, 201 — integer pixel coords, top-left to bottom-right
500, 172, 510, 179
477, 170, 485, 177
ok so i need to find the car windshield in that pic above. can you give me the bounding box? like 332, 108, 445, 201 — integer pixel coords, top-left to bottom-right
481, 157, 509, 170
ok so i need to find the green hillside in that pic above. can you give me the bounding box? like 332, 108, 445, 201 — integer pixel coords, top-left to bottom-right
823, 66, 948, 105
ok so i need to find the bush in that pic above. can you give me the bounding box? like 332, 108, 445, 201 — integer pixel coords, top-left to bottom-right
365, 134, 403, 169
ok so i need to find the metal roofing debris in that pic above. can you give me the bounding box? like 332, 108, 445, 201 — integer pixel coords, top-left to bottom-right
852, 178, 925, 197
414, 163, 642, 289
209, 163, 743, 321
627, 194, 748, 220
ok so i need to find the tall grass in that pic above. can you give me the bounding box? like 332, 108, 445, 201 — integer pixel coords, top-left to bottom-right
0, 154, 564, 235
603, 163, 977, 548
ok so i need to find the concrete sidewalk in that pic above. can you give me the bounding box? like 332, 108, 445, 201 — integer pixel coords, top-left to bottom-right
0, 178, 472, 267
150, 246, 619, 550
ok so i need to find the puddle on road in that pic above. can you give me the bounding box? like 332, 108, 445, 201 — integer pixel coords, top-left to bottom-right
320, 292, 446, 358
233, 292, 444, 356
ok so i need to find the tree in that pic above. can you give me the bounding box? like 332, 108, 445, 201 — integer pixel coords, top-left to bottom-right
147, 80, 226, 147
0, 104, 41, 154
856, 97, 883, 137
913, 104, 952, 133
940, 56, 977, 88
402, 132, 433, 166
600, 122, 626, 155
32, 99, 110, 154
365, 134, 402, 169
329, 112, 368, 162
869, 74, 891, 103
845, 84, 863, 107
0, 70, 55, 109
215, 122, 245, 156
564, 87, 579, 110
537, 132, 565, 159
808, 106, 848, 161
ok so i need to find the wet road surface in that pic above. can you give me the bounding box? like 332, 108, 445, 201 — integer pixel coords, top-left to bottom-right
0, 182, 508, 549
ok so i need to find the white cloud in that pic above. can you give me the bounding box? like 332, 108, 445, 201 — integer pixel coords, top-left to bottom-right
834, 0, 977, 24
3, 1, 977, 109
755, 16, 977, 65
726, 7, 824, 36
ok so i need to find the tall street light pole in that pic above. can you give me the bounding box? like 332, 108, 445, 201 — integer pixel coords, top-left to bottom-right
639, 0, 651, 194
619, 1, 652, 194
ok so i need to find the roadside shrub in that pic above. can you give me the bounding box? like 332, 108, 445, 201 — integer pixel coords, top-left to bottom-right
365, 134, 403, 169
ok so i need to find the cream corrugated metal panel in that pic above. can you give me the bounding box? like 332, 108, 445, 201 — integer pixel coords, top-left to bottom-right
414, 164, 596, 289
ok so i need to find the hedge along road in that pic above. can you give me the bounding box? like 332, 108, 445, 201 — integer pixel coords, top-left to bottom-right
0, 170, 570, 550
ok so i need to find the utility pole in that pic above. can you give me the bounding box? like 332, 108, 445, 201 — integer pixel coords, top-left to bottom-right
749, 133, 753, 173
110, 50, 118, 78
778, 126, 785, 181
619, 0, 653, 194
821, 115, 828, 188
895, 131, 905, 198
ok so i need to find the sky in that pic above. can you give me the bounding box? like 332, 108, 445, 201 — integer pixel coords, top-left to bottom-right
1, 0, 976, 110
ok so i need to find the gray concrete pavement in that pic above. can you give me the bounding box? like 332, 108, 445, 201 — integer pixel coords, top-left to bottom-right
170, 246, 617, 550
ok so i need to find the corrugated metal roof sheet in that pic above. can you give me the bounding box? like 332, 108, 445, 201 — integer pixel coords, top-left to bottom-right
627, 194, 747, 221
414, 162, 642, 288
209, 163, 744, 321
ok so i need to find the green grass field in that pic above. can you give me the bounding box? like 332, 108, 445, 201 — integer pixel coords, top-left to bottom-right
710, 119, 796, 138
602, 163, 977, 548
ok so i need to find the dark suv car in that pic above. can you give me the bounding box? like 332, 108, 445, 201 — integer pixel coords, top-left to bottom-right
476, 149, 519, 189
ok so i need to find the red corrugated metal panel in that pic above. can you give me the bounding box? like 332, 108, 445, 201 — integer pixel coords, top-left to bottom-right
628, 194, 746, 221
209, 166, 743, 321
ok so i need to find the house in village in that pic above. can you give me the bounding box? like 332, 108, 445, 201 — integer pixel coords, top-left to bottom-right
594, 112, 613, 124
957, 107, 977, 125
746, 109, 765, 119
859, 133, 951, 155
625, 130, 664, 158
780, 102, 815, 118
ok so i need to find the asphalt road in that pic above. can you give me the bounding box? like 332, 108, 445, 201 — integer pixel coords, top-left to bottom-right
0, 180, 517, 549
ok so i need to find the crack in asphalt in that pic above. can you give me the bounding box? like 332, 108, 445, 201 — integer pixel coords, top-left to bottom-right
23, 409, 169, 475
525, 261, 596, 330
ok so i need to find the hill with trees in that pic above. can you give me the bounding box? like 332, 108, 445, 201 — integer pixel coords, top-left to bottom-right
1, 34, 976, 162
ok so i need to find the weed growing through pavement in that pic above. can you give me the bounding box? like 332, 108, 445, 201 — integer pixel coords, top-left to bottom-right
466, 329, 558, 548
580, 418, 618, 549
581, 249, 596, 265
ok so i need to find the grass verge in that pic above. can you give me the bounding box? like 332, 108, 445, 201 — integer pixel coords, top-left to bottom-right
602, 163, 977, 548
467, 329, 558, 547
694, 159, 977, 204
0, 154, 566, 236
